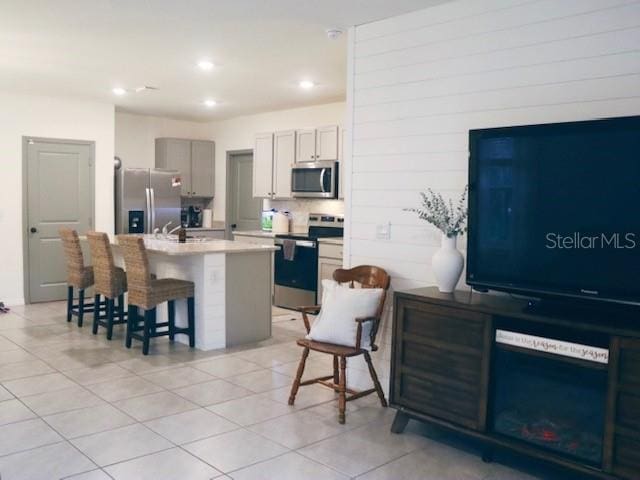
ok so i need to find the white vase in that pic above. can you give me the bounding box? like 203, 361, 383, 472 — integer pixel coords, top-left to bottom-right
432, 233, 464, 293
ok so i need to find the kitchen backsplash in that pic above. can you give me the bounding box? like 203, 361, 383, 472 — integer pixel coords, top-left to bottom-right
182, 197, 213, 209
264, 198, 344, 228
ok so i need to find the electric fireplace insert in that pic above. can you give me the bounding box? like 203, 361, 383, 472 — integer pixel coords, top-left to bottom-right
491, 329, 609, 466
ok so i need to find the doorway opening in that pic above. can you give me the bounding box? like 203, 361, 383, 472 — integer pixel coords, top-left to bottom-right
225, 149, 262, 240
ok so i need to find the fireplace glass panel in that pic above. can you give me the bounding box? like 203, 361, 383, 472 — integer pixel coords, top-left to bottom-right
492, 348, 607, 465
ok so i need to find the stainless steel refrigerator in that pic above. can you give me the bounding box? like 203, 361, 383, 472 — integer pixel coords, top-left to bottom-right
115, 168, 182, 234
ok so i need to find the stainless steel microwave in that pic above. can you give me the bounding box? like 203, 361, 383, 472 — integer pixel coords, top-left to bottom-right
291, 161, 339, 198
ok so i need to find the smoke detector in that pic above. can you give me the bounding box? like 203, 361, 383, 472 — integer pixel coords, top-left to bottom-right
325, 28, 343, 40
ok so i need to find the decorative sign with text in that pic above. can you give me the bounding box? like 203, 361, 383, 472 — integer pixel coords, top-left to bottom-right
495, 329, 609, 364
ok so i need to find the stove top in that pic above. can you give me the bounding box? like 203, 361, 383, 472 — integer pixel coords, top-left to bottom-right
276, 213, 344, 241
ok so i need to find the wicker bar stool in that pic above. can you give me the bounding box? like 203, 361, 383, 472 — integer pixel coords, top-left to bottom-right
86, 232, 128, 340
59, 228, 104, 327
117, 235, 195, 355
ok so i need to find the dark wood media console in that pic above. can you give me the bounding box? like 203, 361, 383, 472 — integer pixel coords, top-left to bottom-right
390, 288, 640, 480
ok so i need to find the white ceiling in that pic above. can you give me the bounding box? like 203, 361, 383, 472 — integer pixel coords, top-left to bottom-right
0, 0, 449, 122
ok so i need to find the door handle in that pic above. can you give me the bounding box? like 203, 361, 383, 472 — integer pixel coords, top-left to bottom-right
30, 227, 37, 233
145, 188, 151, 234
149, 188, 156, 231
319, 168, 327, 193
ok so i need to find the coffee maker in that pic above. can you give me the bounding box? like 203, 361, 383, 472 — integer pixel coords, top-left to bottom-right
187, 206, 202, 227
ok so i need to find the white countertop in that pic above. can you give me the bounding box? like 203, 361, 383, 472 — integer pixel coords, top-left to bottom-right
186, 226, 225, 232
112, 236, 277, 256
233, 229, 309, 238
233, 230, 277, 238
318, 237, 344, 245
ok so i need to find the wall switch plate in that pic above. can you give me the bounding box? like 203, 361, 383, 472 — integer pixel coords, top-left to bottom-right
376, 222, 391, 240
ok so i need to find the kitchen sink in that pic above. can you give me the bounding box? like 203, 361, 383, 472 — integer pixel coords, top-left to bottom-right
143, 234, 218, 243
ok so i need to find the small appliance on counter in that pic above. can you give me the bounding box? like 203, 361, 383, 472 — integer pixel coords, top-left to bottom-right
202, 209, 213, 228
180, 207, 189, 227
187, 206, 202, 227
261, 209, 275, 231
274, 213, 344, 309
272, 211, 291, 234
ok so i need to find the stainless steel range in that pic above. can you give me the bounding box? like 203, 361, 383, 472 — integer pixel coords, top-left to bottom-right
274, 213, 344, 310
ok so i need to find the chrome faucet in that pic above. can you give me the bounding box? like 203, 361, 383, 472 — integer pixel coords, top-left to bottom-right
161, 221, 173, 234
168, 225, 182, 234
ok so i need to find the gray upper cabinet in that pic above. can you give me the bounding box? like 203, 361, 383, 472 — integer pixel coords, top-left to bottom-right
156, 138, 215, 197
156, 138, 191, 196
191, 140, 215, 197
295, 125, 339, 163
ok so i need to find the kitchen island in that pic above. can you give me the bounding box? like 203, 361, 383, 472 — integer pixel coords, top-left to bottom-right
112, 236, 276, 351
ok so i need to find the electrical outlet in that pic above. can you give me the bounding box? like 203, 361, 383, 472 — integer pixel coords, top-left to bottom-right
376, 222, 391, 240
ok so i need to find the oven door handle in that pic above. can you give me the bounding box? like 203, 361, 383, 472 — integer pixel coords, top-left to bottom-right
274, 239, 316, 248
319, 168, 327, 193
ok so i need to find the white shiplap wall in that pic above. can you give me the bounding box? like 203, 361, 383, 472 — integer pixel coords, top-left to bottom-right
346, 0, 640, 297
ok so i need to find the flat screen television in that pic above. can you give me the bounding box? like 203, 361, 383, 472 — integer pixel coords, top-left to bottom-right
467, 116, 640, 307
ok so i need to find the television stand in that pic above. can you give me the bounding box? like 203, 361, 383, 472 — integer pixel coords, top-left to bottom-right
391, 287, 640, 480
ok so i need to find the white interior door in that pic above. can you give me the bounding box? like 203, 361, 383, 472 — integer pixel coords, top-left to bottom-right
26, 138, 94, 302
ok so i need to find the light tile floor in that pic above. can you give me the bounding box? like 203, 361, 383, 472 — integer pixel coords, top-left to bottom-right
0, 302, 572, 479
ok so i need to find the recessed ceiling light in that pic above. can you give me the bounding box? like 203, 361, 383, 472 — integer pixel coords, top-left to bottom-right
299, 80, 315, 90
203, 99, 217, 107
112, 87, 126, 96
198, 60, 215, 71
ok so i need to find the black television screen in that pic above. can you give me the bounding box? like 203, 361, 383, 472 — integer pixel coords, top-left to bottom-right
467, 116, 640, 306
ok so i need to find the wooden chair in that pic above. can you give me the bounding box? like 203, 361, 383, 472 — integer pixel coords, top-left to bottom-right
288, 265, 391, 424
117, 235, 195, 355
59, 228, 104, 327
86, 232, 128, 340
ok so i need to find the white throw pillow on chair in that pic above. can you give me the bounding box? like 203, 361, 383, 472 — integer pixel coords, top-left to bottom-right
306, 279, 383, 350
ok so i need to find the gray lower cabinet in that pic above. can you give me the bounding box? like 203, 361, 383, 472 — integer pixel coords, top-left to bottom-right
156, 138, 215, 197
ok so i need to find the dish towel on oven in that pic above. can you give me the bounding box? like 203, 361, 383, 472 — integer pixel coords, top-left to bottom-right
283, 239, 296, 261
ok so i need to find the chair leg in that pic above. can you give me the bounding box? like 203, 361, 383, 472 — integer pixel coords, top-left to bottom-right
126, 305, 137, 348
333, 355, 339, 385
106, 298, 115, 340
117, 293, 125, 321
66, 286, 73, 322
338, 356, 347, 424
364, 351, 387, 407
168, 300, 175, 342
288, 347, 309, 405
77, 289, 85, 327
142, 308, 155, 355
92, 294, 101, 334
187, 297, 195, 348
